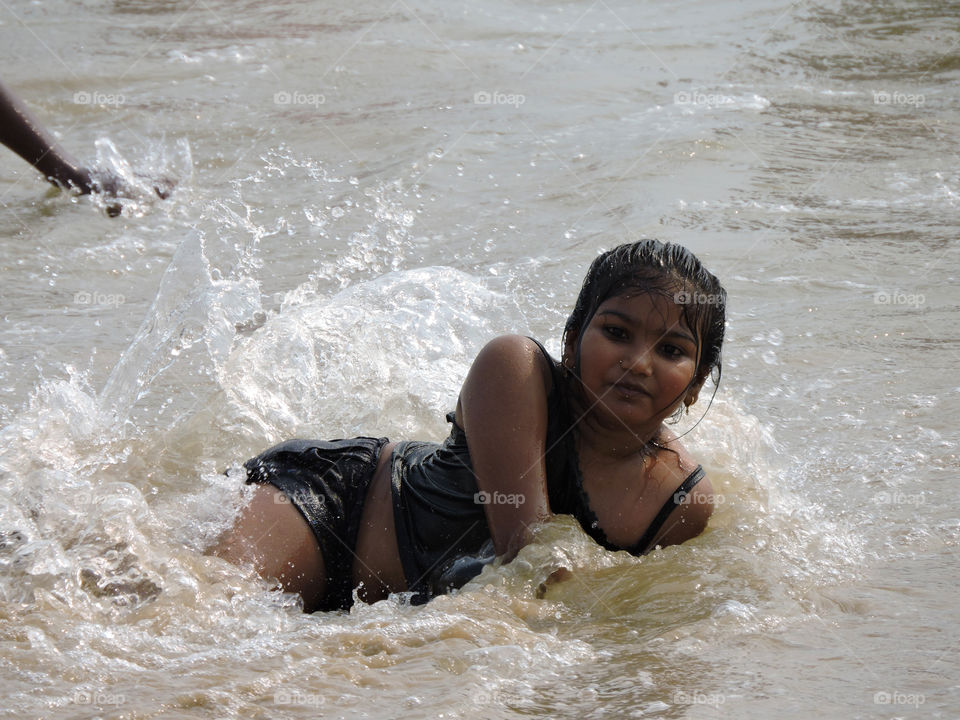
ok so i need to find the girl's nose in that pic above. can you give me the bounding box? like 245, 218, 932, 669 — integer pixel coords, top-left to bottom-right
621, 348, 653, 375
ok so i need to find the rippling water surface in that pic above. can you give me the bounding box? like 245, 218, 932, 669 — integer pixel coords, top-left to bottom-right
1, 0, 958, 718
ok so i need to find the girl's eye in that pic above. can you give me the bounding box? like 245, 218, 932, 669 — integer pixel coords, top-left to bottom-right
661, 344, 684, 358
603, 325, 628, 340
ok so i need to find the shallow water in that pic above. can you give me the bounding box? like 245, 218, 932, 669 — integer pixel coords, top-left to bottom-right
1, 0, 959, 717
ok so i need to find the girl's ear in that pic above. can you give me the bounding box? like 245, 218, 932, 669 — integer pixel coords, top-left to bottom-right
684, 371, 708, 407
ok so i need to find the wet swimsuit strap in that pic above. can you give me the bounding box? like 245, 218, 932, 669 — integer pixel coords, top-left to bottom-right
629, 465, 705, 555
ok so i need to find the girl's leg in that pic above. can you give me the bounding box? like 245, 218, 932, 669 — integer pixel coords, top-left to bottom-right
210, 484, 327, 611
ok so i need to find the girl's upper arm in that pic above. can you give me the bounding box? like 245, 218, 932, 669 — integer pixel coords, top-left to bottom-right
456, 335, 554, 559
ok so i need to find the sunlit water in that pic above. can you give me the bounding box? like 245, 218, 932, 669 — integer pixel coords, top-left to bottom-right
1, 0, 958, 718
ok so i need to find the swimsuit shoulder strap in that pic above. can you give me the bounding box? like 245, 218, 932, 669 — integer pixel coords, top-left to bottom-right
629, 465, 705, 556
525, 336, 559, 379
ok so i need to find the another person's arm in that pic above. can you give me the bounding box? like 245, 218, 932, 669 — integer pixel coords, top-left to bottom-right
0, 77, 94, 192
0, 77, 173, 201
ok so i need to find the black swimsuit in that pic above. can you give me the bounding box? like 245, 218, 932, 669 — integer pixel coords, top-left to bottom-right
389, 338, 705, 603
243, 338, 705, 609
242, 437, 389, 611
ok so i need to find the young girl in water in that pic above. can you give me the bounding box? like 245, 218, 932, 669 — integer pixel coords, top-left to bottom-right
212, 240, 726, 611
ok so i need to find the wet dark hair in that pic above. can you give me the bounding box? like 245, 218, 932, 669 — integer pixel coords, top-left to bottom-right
562, 239, 726, 423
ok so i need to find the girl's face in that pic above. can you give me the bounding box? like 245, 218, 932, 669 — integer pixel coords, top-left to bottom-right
566, 292, 701, 438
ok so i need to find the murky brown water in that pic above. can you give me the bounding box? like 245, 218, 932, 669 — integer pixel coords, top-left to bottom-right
1, 0, 958, 717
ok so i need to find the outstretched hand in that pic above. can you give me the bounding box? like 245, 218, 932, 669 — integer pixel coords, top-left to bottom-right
88, 170, 177, 216
535, 566, 572, 599
86, 169, 176, 200
60, 168, 176, 217
1, 77, 175, 214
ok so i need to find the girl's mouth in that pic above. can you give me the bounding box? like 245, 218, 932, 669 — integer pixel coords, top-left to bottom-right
611, 381, 650, 399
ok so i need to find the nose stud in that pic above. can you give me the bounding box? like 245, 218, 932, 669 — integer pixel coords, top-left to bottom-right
618, 359, 625, 369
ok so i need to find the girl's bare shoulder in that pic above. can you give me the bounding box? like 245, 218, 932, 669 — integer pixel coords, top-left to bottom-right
645, 426, 715, 547
654, 425, 703, 479
454, 334, 554, 429
476, 335, 554, 380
